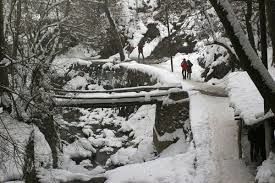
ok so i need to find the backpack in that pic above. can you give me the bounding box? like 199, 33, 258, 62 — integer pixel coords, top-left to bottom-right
181, 60, 188, 69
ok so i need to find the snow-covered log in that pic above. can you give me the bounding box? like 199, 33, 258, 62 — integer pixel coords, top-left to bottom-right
208, 0, 275, 114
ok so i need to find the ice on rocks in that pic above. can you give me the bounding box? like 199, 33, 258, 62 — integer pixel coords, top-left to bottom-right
64, 139, 94, 159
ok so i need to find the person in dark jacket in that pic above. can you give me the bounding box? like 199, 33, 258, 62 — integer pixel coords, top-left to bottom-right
138, 41, 145, 62
187, 60, 193, 80
181, 58, 188, 79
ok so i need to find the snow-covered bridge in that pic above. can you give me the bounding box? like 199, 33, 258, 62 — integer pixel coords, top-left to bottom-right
52, 85, 184, 108
52, 85, 189, 153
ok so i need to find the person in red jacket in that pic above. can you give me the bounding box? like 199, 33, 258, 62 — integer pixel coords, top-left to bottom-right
181, 58, 188, 79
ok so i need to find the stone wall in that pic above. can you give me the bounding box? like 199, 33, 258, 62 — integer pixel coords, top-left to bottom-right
101, 64, 158, 88
153, 91, 190, 153
63, 61, 158, 89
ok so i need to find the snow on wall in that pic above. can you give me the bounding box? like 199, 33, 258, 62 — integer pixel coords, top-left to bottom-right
227, 72, 264, 125
119, 62, 180, 85
51, 57, 93, 77
60, 44, 97, 59
227, 48, 275, 125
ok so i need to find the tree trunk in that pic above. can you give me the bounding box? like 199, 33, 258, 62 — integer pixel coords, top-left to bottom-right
0, 0, 9, 96
266, 0, 275, 66
23, 131, 38, 183
265, 0, 275, 152
245, 0, 256, 51
12, 0, 21, 58
104, 0, 125, 61
203, 8, 217, 41
64, 0, 70, 17
208, 0, 275, 115
259, 0, 272, 158
36, 115, 60, 168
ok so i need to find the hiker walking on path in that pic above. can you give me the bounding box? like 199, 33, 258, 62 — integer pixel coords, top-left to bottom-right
138, 41, 145, 62
187, 60, 193, 80
181, 58, 188, 79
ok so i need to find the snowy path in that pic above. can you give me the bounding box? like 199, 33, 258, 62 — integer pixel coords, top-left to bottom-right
190, 93, 254, 183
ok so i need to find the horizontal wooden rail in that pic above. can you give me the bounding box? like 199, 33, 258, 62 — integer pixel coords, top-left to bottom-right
52, 85, 182, 94
52, 90, 186, 108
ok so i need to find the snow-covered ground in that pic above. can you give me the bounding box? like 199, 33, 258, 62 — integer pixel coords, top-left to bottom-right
201, 94, 254, 183
105, 141, 196, 183
190, 92, 254, 183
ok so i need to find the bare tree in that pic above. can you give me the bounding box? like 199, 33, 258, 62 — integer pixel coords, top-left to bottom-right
208, 0, 275, 114
103, 0, 125, 61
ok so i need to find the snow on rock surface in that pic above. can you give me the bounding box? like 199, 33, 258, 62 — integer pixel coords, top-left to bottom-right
61, 44, 97, 59
33, 126, 52, 169
63, 138, 96, 160
0, 114, 32, 182
0, 114, 53, 182
105, 144, 196, 183
256, 153, 275, 183
106, 105, 157, 166
38, 166, 105, 183
129, 21, 168, 59
64, 76, 89, 90
51, 57, 92, 76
